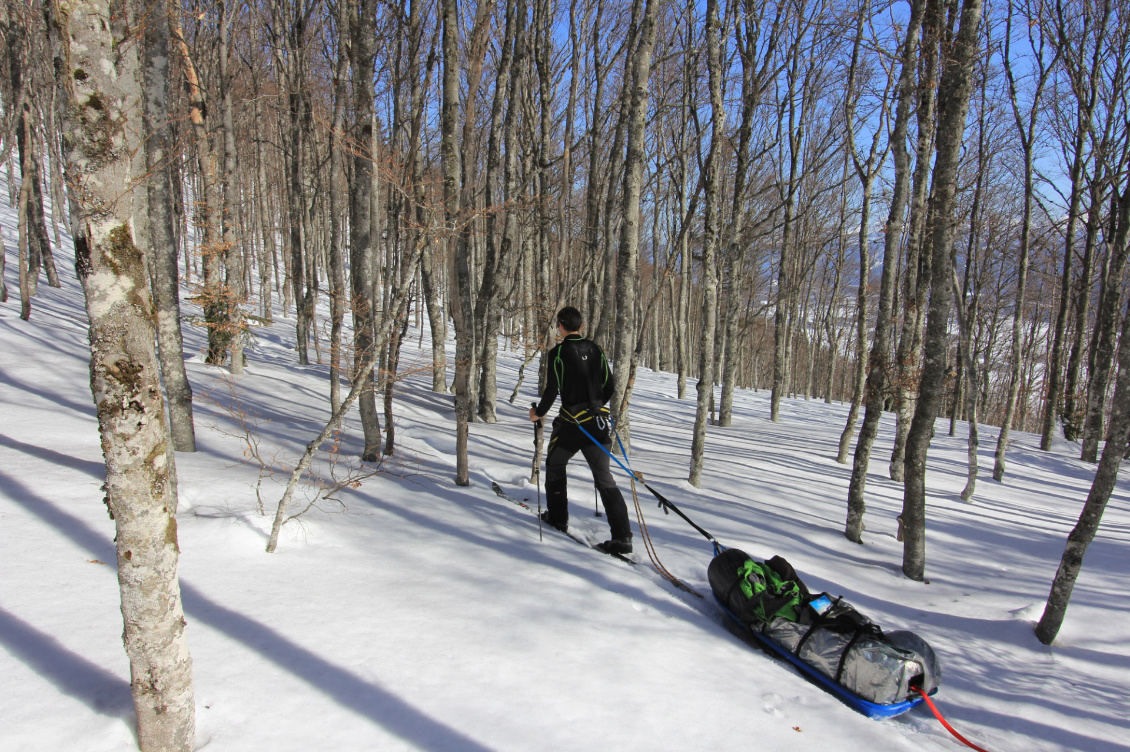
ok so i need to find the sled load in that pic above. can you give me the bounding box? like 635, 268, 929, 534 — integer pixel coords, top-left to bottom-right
708, 548, 941, 718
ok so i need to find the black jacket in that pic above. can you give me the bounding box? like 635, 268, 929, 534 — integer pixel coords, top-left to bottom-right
534, 335, 614, 418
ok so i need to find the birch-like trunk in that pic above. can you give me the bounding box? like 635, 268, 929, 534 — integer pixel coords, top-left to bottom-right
52, 1, 195, 747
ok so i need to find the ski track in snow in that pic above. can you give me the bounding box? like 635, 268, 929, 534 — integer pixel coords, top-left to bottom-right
2, 175, 1129, 752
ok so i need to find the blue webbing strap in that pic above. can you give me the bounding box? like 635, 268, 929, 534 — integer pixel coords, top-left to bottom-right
572, 418, 720, 552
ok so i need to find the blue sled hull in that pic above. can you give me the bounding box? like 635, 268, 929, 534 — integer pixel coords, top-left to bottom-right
715, 597, 927, 719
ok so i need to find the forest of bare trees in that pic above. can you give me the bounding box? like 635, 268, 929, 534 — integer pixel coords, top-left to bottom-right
4, 0, 1130, 747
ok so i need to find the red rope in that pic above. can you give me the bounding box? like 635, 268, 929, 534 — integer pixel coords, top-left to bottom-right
915, 688, 992, 752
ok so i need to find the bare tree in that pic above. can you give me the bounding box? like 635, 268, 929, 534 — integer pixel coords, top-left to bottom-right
845, 0, 925, 542
348, 0, 382, 461
1037, 290, 1130, 644
994, 0, 1056, 480
609, 0, 661, 440
688, 0, 722, 487
836, 0, 893, 464
1039, 0, 1112, 451
49, 0, 195, 746
139, 0, 196, 452
901, 0, 985, 582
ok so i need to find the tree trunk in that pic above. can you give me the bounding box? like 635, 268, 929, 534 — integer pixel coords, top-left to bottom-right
170, 8, 227, 365
1081, 189, 1130, 462
141, 0, 196, 452
251, 96, 274, 324
349, 0, 382, 461
326, 0, 349, 412
51, 2, 195, 747
688, 0, 723, 487
994, 3, 1053, 480
6, 0, 56, 299
889, 0, 939, 482
441, 0, 472, 486
219, 3, 243, 375
1037, 296, 1130, 644
770, 10, 811, 423
837, 1, 889, 462
675, 5, 693, 401
609, 0, 660, 441
845, 0, 923, 543
901, 0, 984, 582
477, 0, 522, 421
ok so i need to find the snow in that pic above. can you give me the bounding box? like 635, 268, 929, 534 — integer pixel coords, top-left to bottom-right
2, 197, 1129, 752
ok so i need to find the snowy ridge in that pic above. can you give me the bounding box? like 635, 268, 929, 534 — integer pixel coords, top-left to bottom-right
2, 198, 1128, 751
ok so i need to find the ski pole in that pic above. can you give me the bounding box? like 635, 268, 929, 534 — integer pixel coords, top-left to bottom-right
531, 403, 543, 542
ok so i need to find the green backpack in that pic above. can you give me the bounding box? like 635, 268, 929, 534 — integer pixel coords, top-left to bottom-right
737, 559, 803, 623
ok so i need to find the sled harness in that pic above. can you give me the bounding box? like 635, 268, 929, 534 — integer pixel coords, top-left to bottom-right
559, 414, 733, 599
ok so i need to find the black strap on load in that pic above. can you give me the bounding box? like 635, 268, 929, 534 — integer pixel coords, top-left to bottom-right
794, 596, 845, 657
644, 481, 721, 552
835, 629, 869, 684
570, 419, 723, 553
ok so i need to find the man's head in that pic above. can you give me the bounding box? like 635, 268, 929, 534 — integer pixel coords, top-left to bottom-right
556, 306, 583, 334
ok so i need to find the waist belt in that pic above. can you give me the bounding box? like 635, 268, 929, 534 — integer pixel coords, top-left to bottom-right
560, 402, 609, 426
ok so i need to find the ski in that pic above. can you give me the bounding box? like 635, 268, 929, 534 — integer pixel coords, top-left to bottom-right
490, 481, 635, 566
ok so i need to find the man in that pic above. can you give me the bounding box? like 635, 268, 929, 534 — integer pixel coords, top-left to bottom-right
528, 306, 633, 554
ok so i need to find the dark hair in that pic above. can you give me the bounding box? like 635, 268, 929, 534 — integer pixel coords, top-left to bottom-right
556, 306, 583, 333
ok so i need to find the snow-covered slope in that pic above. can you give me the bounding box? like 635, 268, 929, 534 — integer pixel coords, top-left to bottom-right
2, 200, 1127, 751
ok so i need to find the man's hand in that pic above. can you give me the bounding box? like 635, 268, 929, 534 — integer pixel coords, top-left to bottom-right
529, 407, 541, 422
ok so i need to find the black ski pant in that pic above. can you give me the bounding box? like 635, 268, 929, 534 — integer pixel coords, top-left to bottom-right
543, 419, 632, 541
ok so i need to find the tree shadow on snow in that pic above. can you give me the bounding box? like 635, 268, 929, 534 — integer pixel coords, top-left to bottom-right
0, 465, 500, 751
0, 605, 134, 721
0, 432, 104, 480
